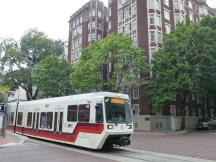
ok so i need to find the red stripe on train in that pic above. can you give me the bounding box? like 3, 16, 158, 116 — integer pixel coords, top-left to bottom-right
7, 123, 104, 143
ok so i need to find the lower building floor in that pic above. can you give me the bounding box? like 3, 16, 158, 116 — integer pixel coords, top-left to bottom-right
120, 84, 216, 131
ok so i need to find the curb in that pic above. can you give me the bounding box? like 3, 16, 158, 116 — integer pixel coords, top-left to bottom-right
134, 130, 189, 135
0, 132, 28, 148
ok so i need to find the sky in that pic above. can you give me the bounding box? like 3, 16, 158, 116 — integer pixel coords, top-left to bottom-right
0, 0, 215, 41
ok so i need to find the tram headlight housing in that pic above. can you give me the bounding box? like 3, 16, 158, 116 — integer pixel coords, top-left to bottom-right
107, 125, 114, 129
127, 124, 133, 129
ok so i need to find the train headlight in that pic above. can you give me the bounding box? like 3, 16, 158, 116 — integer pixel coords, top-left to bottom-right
127, 124, 133, 129
107, 125, 114, 129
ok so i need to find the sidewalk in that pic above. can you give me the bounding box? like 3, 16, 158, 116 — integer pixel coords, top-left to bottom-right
134, 129, 189, 135
0, 132, 27, 148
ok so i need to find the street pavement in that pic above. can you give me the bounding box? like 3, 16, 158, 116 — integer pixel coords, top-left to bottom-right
0, 138, 118, 162
0, 132, 26, 147
0, 130, 216, 162
129, 130, 216, 161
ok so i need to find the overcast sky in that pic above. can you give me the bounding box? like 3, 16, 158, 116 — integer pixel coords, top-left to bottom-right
0, 0, 215, 41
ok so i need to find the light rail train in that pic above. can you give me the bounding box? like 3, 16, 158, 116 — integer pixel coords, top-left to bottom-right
6, 92, 133, 149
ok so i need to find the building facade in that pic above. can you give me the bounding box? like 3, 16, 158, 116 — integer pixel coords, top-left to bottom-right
68, 0, 108, 65
68, 0, 215, 131
108, 0, 215, 131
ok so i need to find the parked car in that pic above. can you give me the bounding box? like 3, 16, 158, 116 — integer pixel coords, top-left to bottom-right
196, 118, 216, 130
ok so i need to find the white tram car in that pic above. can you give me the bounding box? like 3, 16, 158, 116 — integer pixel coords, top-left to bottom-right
7, 92, 133, 149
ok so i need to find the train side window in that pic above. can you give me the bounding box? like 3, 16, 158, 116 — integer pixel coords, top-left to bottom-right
67, 105, 78, 122
17, 112, 23, 125
95, 103, 103, 123
27, 112, 32, 127
40, 112, 46, 128
46, 112, 53, 129
10, 112, 14, 124
78, 104, 90, 122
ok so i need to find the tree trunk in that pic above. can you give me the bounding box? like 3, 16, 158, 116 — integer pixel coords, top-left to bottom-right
180, 92, 187, 130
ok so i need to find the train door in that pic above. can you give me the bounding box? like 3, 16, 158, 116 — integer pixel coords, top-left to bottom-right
33, 109, 39, 130
36, 112, 39, 130
54, 109, 64, 133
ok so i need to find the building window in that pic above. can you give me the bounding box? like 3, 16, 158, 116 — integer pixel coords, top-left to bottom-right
150, 14, 154, 25
174, 0, 183, 10
98, 22, 102, 29
175, 14, 180, 24
164, 0, 169, 7
27, 112, 32, 127
156, 15, 161, 26
165, 24, 171, 34
132, 104, 140, 116
17, 112, 23, 126
80, 16, 82, 23
133, 87, 139, 99
124, 7, 130, 19
78, 104, 90, 122
119, 12, 123, 22
118, 26, 123, 33
151, 48, 157, 56
124, 23, 130, 34
92, 21, 96, 28
67, 105, 78, 122
98, 11, 102, 18
150, 31, 155, 42
164, 10, 170, 21
188, 1, 193, 9
189, 12, 194, 22
131, 20, 136, 30
156, 0, 161, 11
131, 5, 136, 15
157, 32, 162, 43
150, 0, 161, 10
149, 0, 154, 9
92, 10, 96, 17
98, 34, 102, 40
131, 35, 138, 45
108, 22, 111, 30
124, 87, 131, 99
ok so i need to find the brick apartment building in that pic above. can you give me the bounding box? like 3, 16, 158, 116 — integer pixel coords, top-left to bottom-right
68, 0, 215, 131
108, 0, 215, 131
68, 0, 108, 65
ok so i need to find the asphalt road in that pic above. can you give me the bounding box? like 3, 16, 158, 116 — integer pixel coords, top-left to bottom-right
1, 130, 216, 162
0, 139, 117, 162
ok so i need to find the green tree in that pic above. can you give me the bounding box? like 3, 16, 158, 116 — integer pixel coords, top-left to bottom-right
0, 29, 65, 100
71, 34, 148, 92
149, 18, 216, 129
33, 56, 73, 98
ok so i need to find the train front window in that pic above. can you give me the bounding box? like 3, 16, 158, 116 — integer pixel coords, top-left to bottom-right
105, 97, 132, 124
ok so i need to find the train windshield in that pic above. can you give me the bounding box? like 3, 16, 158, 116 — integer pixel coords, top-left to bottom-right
105, 97, 132, 124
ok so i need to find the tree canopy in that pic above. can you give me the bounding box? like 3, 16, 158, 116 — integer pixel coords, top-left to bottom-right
0, 29, 65, 100
149, 17, 216, 115
71, 34, 148, 92
33, 56, 73, 98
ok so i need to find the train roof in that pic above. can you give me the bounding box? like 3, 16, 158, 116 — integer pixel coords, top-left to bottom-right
7, 92, 129, 106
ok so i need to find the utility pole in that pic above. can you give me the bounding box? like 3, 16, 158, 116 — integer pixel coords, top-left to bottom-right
0, 103, 6, 138
14, 88, 20, 133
